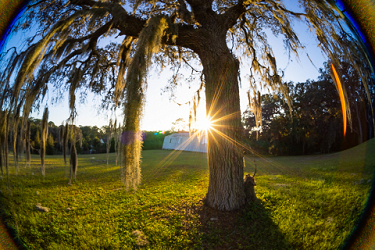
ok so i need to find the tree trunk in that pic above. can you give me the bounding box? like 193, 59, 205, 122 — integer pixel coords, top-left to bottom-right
198, 36, 246, 211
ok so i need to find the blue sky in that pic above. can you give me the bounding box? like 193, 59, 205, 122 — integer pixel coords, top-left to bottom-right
2, 1, 327, 131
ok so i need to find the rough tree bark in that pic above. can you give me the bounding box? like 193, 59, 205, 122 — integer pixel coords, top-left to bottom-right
203, 54, 246, 211
195, 18, 246, 211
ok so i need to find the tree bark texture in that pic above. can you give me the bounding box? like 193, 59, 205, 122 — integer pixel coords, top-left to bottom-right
197, 27, 246, 210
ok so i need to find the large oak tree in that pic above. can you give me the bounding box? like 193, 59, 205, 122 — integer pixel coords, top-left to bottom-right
0, 0, 373, 210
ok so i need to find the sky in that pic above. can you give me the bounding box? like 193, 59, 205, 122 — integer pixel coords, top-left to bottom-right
1, 0, 327, 131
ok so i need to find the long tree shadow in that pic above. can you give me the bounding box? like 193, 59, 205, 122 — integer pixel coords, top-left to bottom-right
196, 199, 292, 249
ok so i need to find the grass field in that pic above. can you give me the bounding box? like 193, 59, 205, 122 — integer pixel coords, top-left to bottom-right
0, 139, 374, 249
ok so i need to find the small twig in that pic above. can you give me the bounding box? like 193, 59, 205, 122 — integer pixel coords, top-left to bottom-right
182, 57, 200, 73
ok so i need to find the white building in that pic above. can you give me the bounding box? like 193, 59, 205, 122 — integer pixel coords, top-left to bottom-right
162, 132, 207, 153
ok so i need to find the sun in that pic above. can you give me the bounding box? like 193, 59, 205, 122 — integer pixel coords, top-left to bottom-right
195, 116, 213, 131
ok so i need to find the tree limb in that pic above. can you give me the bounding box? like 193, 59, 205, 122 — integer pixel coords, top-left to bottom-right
221, 0, 246, 30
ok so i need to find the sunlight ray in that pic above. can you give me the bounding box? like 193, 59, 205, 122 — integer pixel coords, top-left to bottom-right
207, 128, 220, 149
208, 126, 281, 168
210, 111, 241, 125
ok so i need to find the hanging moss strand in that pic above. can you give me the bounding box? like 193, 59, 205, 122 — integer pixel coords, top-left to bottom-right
12, 114, 19, 174
25, 121, 31, 167
107, 119, 113, 166
69, 143, 78, 184
0, 111, 6, 176
122, 15, 169, 190
40, 107, 49, 177
5, 112, 10, 188
63, 122, 69, 171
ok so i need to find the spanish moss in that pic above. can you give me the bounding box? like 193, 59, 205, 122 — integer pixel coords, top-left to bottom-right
25, 120, 31, 167
69, 143, 78, 185
5, 112, 9, 187
122, 15, 170, 190
12, 113, 19, 174
40, 107, 48, 177
63, 122, 69, 173
0, 111, 6, 176
115, 121, 121, 166
106, 119, 113, 166
247, 90, 262, 141
68, 125, 82, 184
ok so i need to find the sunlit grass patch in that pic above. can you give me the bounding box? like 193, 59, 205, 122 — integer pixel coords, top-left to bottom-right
0, 140, 374, 249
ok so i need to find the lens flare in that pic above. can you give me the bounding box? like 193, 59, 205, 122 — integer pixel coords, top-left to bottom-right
331, 63, 347, 136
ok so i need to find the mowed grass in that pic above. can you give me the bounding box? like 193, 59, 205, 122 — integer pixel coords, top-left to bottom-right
0, 139, 374, 249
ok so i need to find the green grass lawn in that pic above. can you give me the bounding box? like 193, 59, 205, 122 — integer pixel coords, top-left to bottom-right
0, 139, 374, 249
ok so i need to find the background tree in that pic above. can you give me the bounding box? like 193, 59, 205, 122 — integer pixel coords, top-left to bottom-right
32, 129, 41, 153
171, 118, 187, 132
46, 133, 55, 155
243, 57, 373, 155
0, 0, 373, 210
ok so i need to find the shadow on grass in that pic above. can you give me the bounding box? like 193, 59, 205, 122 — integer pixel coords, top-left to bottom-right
195, 199, 292, 250
0, 195, 28, 250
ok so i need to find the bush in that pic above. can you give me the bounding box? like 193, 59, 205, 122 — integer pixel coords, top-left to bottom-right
142, 131, 171, 150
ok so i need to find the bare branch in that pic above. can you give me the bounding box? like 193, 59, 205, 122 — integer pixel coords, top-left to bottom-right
182, 57, 200, 73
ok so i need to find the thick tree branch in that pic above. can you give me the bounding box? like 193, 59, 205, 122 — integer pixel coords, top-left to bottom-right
69, 0, 201, 52
185, 0, 213, 10
68, 21, 113, 45
184, 0, 215, 25
221, 0, 246, 30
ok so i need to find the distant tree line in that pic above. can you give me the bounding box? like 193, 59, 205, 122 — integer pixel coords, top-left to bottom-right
23, 119, 171, 156
27, 119, 110, 155
243, 60, 375, 156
